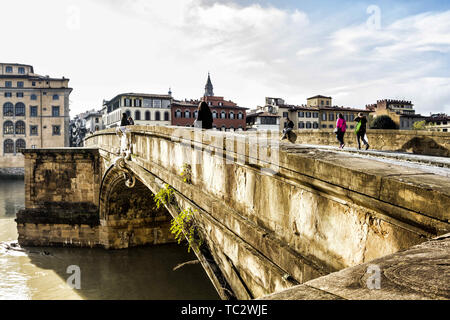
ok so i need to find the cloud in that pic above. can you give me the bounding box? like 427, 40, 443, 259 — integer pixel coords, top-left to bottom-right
11, 0, 447, 115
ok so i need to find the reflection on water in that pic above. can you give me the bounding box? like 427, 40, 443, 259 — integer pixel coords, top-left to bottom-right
0, 178, 219, 300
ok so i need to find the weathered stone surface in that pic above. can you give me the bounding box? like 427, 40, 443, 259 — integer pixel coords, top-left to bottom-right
82, 127, 449, 299
261, 234, 450, 300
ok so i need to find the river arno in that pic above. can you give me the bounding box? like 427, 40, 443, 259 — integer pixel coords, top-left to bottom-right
0, 177, 219, 300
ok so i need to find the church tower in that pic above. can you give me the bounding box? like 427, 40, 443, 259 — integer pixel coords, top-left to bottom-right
204, 73, 214, 97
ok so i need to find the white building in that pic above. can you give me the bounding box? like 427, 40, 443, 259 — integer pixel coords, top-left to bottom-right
103, 93, 172, 128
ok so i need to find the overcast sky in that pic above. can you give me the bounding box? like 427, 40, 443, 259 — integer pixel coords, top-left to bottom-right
1, 0, 449, 116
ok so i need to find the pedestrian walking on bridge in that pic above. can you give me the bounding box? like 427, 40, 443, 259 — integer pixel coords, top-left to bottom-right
355, 113, 370, 150
335, 113, 347, 149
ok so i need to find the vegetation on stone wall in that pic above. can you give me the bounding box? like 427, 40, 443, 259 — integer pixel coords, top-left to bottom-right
180, 164, 192, 184
170, 207, 203, 253
153, 183, 203, 253
154, 184, 175, 209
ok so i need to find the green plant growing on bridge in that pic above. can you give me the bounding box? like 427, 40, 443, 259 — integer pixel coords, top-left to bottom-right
170, 207, 203, 253
180, 164, 192, 184
154, 184, 175, 209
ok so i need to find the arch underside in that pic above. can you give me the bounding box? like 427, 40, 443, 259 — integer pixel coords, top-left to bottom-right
99, 166, 176, 249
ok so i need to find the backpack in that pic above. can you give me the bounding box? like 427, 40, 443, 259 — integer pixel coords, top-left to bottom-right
355, 121, 362, 134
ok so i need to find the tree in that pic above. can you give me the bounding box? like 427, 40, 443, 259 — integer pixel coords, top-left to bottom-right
370, 115, 397, 129
413, 120, 427, 130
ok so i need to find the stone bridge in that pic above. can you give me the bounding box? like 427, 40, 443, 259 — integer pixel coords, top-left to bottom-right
16, 126, 450, 300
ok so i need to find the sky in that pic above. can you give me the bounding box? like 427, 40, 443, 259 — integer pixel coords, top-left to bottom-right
1, 0, 449, 116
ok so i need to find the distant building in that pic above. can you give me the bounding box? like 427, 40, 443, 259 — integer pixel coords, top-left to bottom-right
246, 111, 280, 131
0, 63, 72, 170
103, 93, 172, 128
366, 99, 427, 130
171, 74, 247, 131
255, 96, 370, 131
426, 114, 450, 132
83, 109, 104, 134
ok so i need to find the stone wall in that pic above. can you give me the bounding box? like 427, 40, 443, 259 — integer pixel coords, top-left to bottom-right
85, 127, 450, 299
16, 148, 102, 247
289, 129, 450, 157
16, 147, 176, 249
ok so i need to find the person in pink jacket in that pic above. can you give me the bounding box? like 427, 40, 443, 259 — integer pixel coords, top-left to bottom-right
336, 113, 347, 149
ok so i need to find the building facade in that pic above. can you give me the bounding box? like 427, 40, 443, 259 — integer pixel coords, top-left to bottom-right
103, 93, 172, 128
1, 63, 72, 169
426, 114, 450, 132
171, 74, 247, 130
246, 112, 280, 131
366, 99, 427, 130
84, 109, 104, 133
255, 96, 370, 131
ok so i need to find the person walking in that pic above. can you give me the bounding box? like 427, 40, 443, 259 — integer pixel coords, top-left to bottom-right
121, 113, 129, 127
355, 112, 370, 150
194, 101, 213, 129
128, 116, 135, 126
281, 117, 294, 141
335, 113, 347, 149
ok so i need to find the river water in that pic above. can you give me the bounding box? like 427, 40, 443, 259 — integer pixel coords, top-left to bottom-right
0, 177, 219, 300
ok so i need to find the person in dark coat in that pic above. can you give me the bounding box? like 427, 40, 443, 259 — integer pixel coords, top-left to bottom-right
195, 101, 213, 129
281, 117, 294, 141
354, 113, 370, 150
121, 113, 129, 126
128, 116, 135, 126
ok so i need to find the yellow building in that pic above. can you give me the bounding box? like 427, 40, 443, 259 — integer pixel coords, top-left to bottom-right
307, 95, 332, 108
0, 63, 72, 172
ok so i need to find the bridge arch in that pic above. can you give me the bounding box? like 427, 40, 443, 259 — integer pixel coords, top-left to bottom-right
98, 164, 175, 249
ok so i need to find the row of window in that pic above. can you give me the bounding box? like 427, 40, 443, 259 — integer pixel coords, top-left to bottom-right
3, 121, 60, 136
3, 139, 26, 154
3, 92, 59, 100
174, 110, 245, 120
3, 103, 60, 117
297, 112, 320, 118
298, 122, 320, 129
125, 110, 170, 121
4, 66, 26, 74
322, 113, 356, 122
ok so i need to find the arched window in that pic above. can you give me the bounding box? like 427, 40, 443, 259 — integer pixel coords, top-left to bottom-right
185, 110, 191, 119
135, 111, 141, 121
31, 94, 37, 101
164, 112, 170, 121
155, 111, 161, 121
229, 112, 235, 120
15, 103, 25, 116
95, 126, 99, 131
193, 111, 198, 119
4, 139, 14, 154
53, 94, 59, 100
3, 121, 14, 135
212, 111, 217, 119
145, 111, 151, 121
3, 103, 13, 116
125, 110, 131, 118
238, 112, 243, 120
15, 121, 25, 135
15, 139, 26, 153
175, 110, 182, 118
221, 111, 227, 119
221, 125, 226, 131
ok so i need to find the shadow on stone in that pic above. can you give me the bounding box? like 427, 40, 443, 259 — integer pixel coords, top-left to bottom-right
398, 136, 450, 157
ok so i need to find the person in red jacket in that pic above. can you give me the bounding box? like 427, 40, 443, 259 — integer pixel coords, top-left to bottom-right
336, 113, 347, 149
